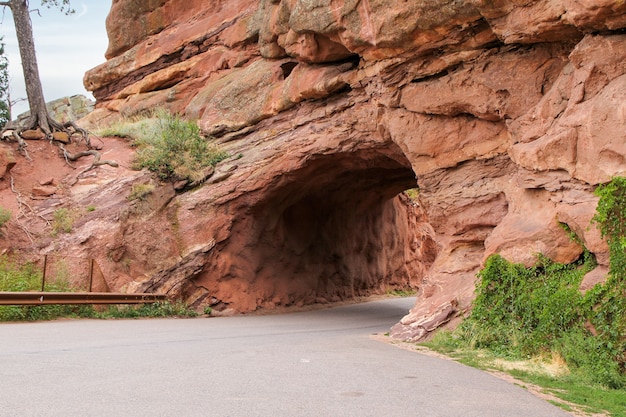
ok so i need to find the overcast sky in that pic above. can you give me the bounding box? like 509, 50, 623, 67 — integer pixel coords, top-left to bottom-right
0, 0, 112, 117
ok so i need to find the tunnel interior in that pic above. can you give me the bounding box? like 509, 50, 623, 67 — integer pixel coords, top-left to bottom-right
221, 145, 438, 310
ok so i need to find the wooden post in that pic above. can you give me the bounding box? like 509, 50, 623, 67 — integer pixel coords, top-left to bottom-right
41, 254, 48, 291
88, 259, 94, 292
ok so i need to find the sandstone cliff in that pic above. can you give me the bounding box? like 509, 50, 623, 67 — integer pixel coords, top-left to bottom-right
2, 0, 625, 340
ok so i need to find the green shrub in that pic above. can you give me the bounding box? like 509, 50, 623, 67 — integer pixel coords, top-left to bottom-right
97, 110, 229, 182
465, 254, 592, 353
0, 256, 42, 292
0, 207, 11, 228
593, 176, 626, 278
51, 208, 74, 235
458, 250, 626, 388
131, 110, 229, 182
589, 177, 626, 386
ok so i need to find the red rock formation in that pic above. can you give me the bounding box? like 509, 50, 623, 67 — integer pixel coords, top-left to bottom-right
14, 0, 624, 339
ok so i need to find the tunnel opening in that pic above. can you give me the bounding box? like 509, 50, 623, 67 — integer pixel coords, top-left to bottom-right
228, 145, 438, 310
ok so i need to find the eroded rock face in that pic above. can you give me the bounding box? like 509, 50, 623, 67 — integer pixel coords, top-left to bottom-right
127, 102, 439, 311
62, 1, 626, 338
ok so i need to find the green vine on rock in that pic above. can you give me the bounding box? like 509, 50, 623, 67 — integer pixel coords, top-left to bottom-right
593, 176, 626, 280
443, 177, 626, 389
589, 177, 626, 382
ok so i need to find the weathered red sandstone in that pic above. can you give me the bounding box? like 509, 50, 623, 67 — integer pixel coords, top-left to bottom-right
2, 0, 625, 340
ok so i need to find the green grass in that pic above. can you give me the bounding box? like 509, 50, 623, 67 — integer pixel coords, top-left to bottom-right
0, 207, 11, 228
511, 371, 626, 417
404, 188, 419, 201
0, 256, 69, 292
424, 332, 626, 416
0, 255, 197, 321
415, 176, 626, 416
96, 301, 198, 319
51, 208, 74, 235
421, 248, 626, 415
96, 113, 162, 141
457, 251, 626, 387
386, 288, 417, 297
0, 255, 88, 321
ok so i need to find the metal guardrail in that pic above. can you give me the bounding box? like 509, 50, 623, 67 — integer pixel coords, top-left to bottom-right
0, 292, 167, 306
0, 256, 166, 306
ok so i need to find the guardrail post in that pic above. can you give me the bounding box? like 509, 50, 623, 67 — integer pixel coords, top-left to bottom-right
41, 255, 48, 291
88, 259, 94, 292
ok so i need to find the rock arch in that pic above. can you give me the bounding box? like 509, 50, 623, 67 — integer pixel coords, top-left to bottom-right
162, 115, 439, 313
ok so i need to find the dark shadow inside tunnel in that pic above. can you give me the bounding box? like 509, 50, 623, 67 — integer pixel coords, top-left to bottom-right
231, 144, 438, 310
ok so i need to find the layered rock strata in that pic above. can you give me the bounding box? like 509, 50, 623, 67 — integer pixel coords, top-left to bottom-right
47, 0, 626, 338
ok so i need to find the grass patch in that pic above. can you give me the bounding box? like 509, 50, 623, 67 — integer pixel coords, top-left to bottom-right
0, 255, 70, 292
96, 301, 198, 319
386, 288, 417, 297
96, 113, 162, 140
420, 177, 626, 415
128, 183, 155, 201
404, 188, 419, 201
0, 206, 11, 229
511, 371, 626, 417
424, 332, 626, 416
51, 208, 75, 236
98, 110, 229, 182
0, 255, 90, 321
0, 255, 197, 321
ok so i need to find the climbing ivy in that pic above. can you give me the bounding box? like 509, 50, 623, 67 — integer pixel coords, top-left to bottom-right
446, 177, 626, 389
589, 176, 626, 386
593, 176, 626, 279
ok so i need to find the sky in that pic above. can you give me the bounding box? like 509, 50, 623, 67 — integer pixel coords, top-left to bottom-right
0, 0, 112, 117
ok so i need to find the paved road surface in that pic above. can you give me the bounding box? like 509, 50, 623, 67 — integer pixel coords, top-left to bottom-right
0, 297, 571, 416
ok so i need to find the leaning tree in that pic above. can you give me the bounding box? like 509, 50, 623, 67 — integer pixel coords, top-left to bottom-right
0, 0, 90, 148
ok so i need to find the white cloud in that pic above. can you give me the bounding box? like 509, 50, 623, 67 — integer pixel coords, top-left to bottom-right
74, 3, 89, 20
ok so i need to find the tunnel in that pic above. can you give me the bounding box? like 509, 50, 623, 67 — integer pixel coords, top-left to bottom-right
198, 143, 438, 312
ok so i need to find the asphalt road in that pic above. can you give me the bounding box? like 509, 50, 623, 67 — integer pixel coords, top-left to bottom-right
0, 297, 571, 417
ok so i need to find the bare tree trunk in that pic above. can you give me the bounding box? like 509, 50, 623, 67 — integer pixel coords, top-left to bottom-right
0, 0, 110, 166
10, 0, 51, 133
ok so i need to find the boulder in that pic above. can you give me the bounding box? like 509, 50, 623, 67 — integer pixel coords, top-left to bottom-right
16, 95, 95, 125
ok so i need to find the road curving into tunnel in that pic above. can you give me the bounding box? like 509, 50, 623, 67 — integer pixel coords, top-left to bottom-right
0, 297, 572, 417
